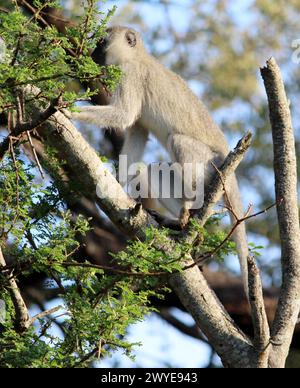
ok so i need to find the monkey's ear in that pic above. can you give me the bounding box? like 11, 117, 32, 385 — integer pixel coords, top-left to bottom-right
125, 30, 137, 47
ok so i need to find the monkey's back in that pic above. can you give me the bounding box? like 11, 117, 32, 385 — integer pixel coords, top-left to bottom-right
139, 55, 229, 156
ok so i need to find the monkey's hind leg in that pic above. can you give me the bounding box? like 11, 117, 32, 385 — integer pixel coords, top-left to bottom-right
167, 134, 220, 226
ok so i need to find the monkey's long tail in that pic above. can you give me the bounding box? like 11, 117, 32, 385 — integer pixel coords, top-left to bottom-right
227, 174, 249, 299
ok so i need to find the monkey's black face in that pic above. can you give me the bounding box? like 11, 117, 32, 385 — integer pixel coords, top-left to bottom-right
91, 27, 138, 66
91, 37, 108, 66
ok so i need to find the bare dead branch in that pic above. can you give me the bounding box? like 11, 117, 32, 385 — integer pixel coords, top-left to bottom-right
29, 305, 64, 325
26, 130, 45, 179
192, 132, 252, 225
211, 161, 239, 221
261, 57, 300, 368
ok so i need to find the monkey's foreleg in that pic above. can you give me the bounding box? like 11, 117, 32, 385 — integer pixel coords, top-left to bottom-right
68, 105, 137, 130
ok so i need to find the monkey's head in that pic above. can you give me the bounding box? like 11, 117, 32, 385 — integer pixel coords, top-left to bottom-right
92, 26, 145, 66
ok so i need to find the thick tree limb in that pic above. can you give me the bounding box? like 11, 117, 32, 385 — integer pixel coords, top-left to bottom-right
261, 57, 300, 368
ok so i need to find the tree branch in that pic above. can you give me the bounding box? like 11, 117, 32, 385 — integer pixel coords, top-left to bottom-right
247, 255, 270, 368
0, 94, 61, 161
29, 305, 64, 325
0, 247, 30, 332
193, 131, 252, 224
261, 57, 300, 368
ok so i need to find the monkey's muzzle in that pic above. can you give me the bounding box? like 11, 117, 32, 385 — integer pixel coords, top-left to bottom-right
91, 38, 108, 66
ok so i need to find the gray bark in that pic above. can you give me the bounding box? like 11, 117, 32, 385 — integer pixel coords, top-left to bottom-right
247, 256, 270, 368
261, 57, 300, 368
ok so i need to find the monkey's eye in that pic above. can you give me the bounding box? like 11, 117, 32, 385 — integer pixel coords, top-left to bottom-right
99, 37, 108, 46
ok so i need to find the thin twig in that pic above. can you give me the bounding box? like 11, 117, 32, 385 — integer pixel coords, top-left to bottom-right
29, 305, 64, 325
0, 94, 61, 161
11, 32, 25, 66
184, 200, 278, 270
26, 130, 45, 179
73, 346, 99, 367
8, 138, 21, 230
211, 161, 239, 221
57, 261, 168, 277
77, 1, 94, 57
159, 308, 208, 343
17, 0, 49, 27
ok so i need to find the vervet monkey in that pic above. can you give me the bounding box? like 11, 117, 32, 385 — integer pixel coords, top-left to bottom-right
69, 26, 249, 295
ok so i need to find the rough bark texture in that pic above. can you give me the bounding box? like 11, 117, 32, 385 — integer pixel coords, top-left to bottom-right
261, 57, 300, 368
247, 256, 270, 368
169, 267, 256, 367
195, 132, 252, 223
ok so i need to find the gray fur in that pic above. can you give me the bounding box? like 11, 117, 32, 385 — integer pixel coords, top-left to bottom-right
71, 26, 249, 296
